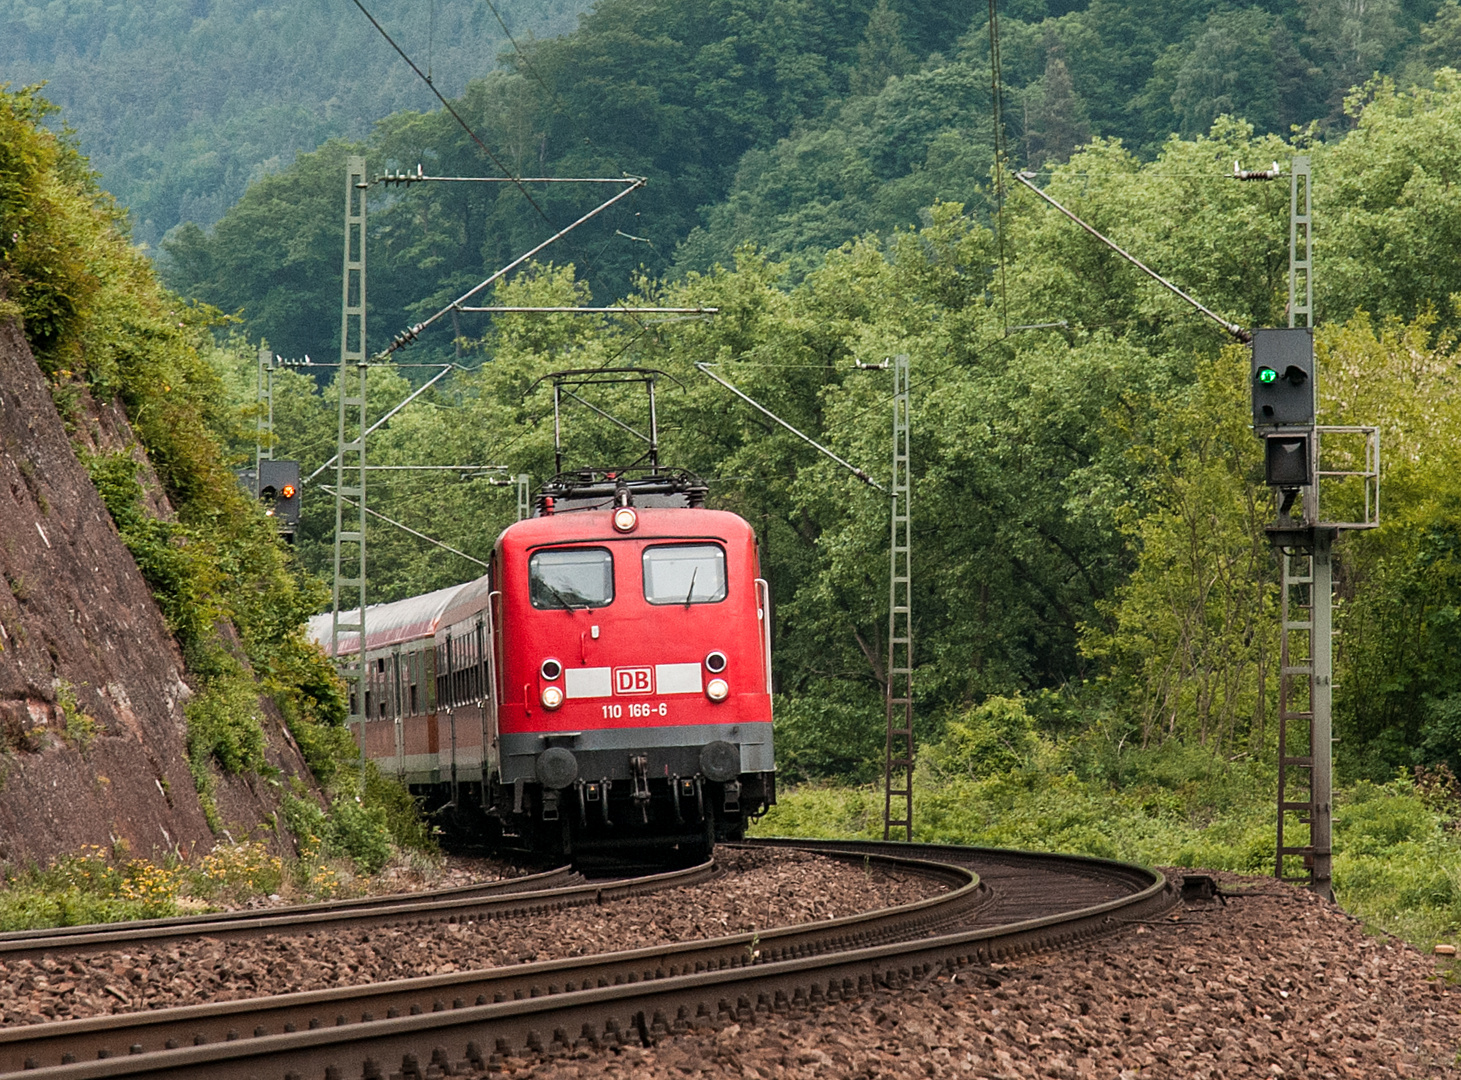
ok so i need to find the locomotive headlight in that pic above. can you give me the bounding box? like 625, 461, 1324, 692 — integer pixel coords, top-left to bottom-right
705, 650, 728, 673
541, 685, 564, 710
612, 506, 638, 532
540, 658, 563, 681
706, 677, 729, 702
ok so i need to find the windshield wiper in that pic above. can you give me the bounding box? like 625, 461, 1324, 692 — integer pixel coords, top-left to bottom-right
541, 581, 582, 611
683, 567, 698, 607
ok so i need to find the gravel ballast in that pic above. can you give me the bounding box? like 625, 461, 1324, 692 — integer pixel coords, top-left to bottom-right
486, 869, 1461, 1079
0, 849, 939, 1023
5, 857, 1454, 1078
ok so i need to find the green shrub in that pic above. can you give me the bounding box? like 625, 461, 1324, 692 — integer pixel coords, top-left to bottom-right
923, 695, 1038, 780
361, 763, 435, 852
325, 795, 394, 874
754, 743, 1461, 950
183, 665, 267, 776
282, 790, 395, 874
53, 679, 98, 752
770, 689, 886, 782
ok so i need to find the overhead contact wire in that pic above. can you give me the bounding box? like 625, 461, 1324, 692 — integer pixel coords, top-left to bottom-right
989, 0, 1009, 335
355, 0, 658, 349
348, 0, 552, 228
477, 0, 652, 334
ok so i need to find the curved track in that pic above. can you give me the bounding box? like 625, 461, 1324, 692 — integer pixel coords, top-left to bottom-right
0, 842, 1176, 1078
0, 866, 581, 961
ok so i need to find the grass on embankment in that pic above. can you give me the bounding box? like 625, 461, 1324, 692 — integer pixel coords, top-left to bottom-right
752, 739, 1461, 953
0, 790, 441, 930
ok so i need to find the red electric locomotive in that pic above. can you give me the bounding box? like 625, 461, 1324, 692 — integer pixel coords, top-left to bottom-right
311, 370, 776, 860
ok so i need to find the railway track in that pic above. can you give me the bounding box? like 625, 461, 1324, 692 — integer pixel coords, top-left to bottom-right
0, 841, 1176, 1078
0, 866, 584, 962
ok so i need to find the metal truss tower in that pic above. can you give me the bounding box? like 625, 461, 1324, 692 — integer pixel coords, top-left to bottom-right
255, 343, 274, 473
517, 474, 532, 521
1289, 156, 1313, 330
332, 155, 369, 767
1273, 154, 1335, 898
883, 354, 913, 842
1276, 533, 1333, 898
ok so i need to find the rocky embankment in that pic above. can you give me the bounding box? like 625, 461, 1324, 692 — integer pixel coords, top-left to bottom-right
0, 312, 313, 863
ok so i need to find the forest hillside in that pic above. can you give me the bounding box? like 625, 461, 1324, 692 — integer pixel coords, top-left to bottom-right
0, 0, 592, 247
14, 0, 1461, 937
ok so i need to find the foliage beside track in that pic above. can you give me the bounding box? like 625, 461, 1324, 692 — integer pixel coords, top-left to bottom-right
0, 838, 445, 930
756, 715, 1461, 952
0, 85, 431, 858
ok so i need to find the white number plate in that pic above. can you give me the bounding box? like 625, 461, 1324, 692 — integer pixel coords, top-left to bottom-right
602, 702, 669, 719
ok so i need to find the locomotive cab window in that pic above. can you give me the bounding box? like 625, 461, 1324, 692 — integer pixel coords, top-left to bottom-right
529, 547, 614, 609
643, 544, 727, 605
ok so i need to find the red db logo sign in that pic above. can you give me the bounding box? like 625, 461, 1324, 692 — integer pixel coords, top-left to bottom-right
614, 667, 653, 695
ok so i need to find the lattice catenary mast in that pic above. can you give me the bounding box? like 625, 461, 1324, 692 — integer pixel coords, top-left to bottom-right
883, 354, 913, 842
1269, 156, 1382, 902
332, 155, 369, 768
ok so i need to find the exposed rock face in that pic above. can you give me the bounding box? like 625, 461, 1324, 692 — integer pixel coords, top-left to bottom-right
0, 314, 310, 863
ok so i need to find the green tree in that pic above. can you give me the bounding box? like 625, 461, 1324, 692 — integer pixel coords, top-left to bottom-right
0, 0, 590, 247
850, 0, 918, 96
1170, 9, 1282, 139
1419, 0, 1461, 68
676, 58, 994, 275
1315, 314, 1461, 780
162, 140, 362, 366
1318, 72, 1461, 329
1022, 45, 1092, 167
1081, 348, 1275, 755
1301, 0, 1407, 118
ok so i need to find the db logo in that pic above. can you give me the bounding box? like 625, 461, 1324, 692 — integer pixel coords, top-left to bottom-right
614, 667, 654, 695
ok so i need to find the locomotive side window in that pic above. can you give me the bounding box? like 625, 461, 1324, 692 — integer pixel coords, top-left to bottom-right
529, 547, 614, 609
642, 544, 727, 605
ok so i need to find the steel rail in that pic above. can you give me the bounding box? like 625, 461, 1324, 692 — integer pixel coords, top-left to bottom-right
0, 866, 575, 947
0, 862, 711, 962
0, 851, 975, 1074
0, 845, 1174, 1078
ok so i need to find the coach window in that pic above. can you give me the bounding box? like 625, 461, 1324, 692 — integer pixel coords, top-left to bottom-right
643, 544, 727, 605
529, 547, 615, 610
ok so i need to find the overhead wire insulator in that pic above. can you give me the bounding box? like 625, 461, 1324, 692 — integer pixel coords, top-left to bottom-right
1234, 160, 1282, 181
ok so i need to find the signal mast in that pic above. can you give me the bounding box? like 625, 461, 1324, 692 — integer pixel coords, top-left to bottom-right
1015, 157, 1379, 901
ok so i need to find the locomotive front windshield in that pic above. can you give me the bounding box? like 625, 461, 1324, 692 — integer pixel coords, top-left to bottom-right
642, 544, 727, 605
529, 547, 614, 609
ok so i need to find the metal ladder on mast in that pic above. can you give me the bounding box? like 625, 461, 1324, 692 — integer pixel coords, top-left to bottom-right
883, 354, 913, 842
1275, 549, 1317, 884
332, 155, 369, 771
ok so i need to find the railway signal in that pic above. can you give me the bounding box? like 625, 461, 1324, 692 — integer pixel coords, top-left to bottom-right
237, 460, 302, 541
1251, 327, 1315, 429
258, 459, 301, 537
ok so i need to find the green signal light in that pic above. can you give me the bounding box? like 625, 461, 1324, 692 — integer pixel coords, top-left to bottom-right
1257, 367, 1278, 385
